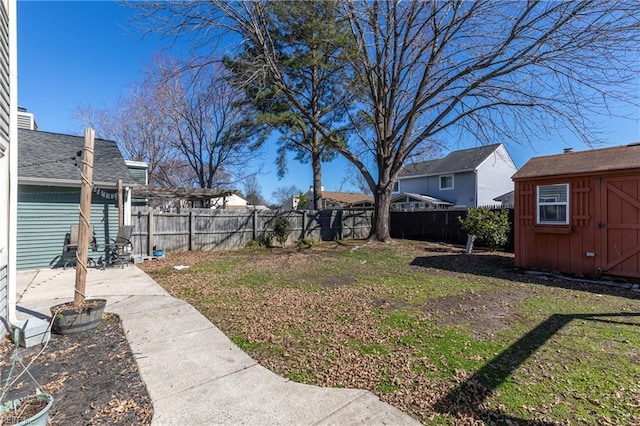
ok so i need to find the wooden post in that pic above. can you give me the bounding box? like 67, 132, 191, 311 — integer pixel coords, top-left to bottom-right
74, 128, 95, 306
302, 211, 307, 239
189, 211, 195, 251
147, 210, 154, 257
117, 179, 123, 228
253, 209, 258, 240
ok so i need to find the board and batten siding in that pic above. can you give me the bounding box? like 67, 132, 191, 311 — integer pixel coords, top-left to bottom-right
17, 185, 119, 270
476, 144, 517, 206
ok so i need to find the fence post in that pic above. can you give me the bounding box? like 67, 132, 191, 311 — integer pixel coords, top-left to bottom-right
302, 211, 307, 239
147, 210, 154, 257
253, 209, 258, 240
190, 210, 195, 251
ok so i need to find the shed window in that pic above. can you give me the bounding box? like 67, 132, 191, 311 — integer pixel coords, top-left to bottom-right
439, 174, 454, 190
537, 184, 569, 224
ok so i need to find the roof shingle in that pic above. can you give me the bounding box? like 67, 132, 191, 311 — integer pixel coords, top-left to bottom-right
512, 144, 640, 180
398, 144, 502, 178
18, 129, 136, 186
320, 191, 374, 205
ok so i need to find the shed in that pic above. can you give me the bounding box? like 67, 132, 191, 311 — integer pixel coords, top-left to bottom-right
18, 129, 138, 270
512, 144, 640, 279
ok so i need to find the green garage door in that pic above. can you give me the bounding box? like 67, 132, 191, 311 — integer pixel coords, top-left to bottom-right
17, 185, 119, 270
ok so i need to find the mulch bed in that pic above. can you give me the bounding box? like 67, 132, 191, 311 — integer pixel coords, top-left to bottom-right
0, 313, 153, 425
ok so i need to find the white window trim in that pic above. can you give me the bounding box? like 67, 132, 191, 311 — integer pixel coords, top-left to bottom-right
537, 183, 569, 225
439, 174, 454, 190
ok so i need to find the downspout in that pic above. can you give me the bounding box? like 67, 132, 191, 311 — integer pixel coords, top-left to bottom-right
7, 0, 18, 325
474, 169, 479, 207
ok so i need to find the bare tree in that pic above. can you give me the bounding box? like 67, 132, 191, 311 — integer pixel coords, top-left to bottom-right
243, 175, 266, 205
271, 185, 302, 208
132, 0, 640, 240
154, 58, 268, 190
73, 75, 177, 187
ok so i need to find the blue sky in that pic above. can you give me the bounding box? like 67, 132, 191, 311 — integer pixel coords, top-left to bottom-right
18, 1, 640, 202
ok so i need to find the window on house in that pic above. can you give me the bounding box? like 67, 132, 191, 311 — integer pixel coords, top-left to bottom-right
392, 181, 399, 192
537, 184, 569, 224
439, 174, 454, 190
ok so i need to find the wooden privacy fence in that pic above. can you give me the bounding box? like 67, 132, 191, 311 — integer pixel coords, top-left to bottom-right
390, 207, 515, 251
128, 207, 515, 258
129, 208, 373, 258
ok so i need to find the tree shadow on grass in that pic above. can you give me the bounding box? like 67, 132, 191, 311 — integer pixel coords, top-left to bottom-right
433, 312, 640, 424
411, 253, 640, 301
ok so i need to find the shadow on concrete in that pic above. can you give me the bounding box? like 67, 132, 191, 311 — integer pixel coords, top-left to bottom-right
433, 312, 640, 424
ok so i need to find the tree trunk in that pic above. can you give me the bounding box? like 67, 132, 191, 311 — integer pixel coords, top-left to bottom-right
370, 184, 393, 242
312, 150, 323, 210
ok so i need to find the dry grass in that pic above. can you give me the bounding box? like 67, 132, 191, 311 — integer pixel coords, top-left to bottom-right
141, 240, 640, 425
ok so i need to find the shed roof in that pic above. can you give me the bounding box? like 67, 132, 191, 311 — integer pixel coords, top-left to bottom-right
18, 129, 137, 187
398, 144, 502, 178
512, 144, 640, 180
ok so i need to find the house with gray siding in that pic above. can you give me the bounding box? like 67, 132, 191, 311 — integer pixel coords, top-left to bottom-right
18, 128, 139, 270
393, 144, 516, 209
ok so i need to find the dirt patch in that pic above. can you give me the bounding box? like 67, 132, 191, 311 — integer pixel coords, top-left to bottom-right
0, 313, 152, 425
423, 289, 529, 339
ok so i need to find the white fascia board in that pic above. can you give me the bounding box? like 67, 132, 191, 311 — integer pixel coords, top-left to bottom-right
124, 160, 148, 169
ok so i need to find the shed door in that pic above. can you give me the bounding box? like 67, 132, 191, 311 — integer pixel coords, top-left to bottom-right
599, 176, 640, 278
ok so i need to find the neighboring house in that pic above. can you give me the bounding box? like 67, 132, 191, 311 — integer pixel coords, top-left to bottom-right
17, 128, 139, 270
394, 144, 517, 208
493, 190, 515, 207
1, 0, 17, 333
512, 143, 640, 279
300, 187, 374, 210
210, 193, 247, 210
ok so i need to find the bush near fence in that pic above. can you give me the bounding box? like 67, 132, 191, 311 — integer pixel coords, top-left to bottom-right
129, 206, 514, 258
389, 207, 515, 251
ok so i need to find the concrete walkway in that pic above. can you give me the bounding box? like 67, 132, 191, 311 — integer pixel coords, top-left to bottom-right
16, 265, 420, 425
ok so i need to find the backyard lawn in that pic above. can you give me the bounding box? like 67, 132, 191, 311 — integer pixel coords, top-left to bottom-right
139, 240, 640, 425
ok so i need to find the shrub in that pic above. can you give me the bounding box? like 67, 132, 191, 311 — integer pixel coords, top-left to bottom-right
459, 207, 510, 251
272, 215, 292, 247
296, 238, 314, 248
246, 234, 272, 248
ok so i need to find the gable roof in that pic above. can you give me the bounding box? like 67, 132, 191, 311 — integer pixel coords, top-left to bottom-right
512, 144, 640, 180
320, 191, 374, 206
18, 129, 137, 187
398, 143, 503, 178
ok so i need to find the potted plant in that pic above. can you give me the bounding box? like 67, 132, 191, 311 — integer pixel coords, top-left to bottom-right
0, 392, 53, 426
0, 331, 54, 425
50, 129, 107, 335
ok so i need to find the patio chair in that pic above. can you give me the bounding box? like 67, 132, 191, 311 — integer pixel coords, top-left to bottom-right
102, 225, 134, 269
63, 224, 98, 269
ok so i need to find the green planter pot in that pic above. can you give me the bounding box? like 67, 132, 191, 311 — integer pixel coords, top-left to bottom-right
0, 393, 53, 426
50, 299, 107, 335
